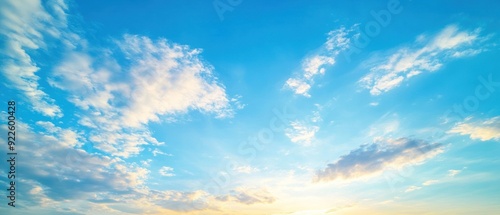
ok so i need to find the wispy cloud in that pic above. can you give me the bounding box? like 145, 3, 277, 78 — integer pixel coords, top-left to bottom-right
359, 25, 490, 95
0, 0, 76, 117
422, 179, 439, 186
285, 106, 323, 146
216, 187, 275, 205
233, 165, 260, 174
285, 26, 357, 97
36, 121, 83, 148
159, 166, 175, 177
315, 138, 444, 182
448, 169, 462, 177
405, 185, 422, 193
152, 148, 173, 157
285, 120, 320, 146
448, 116, 500, 141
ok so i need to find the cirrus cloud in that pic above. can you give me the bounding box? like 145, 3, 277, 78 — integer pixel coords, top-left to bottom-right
0, 0, 74, 117
359, 25, 490, 95
285, 26, 357, 97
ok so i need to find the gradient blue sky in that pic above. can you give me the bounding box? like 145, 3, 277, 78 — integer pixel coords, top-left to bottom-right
1, 0, 500, 214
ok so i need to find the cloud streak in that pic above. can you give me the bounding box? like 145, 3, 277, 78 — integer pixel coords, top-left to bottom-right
448, 116, 500, 141
216, 188, 276, 205
285, 26, 357, 97
359, 25, 489, 95
315, 138, 444, 182
0, 0, 74, 117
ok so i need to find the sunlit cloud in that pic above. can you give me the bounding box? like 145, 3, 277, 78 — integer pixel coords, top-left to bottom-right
159, 166, 176, 177
1, 0, 499, 214
315, 138, 444, 182
152, 148, 173, 157
285, 121, 320, 146
233, 165, 260, 174
48, 35, 237, 158
216, 187, 276, 205
422, 180, 439, 186
405, 185, 422, 193
448, 169, 462, 177
448, 116, 500, 141
285, 26, 357, 97
359, 25, 489, 95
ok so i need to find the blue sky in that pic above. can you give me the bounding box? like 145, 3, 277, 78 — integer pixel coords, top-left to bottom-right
1, 0, 500, 214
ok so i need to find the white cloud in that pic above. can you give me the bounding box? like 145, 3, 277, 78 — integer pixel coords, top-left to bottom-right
285, 78, 312, 97
118, 35, 234, 125
152, 148, 173, 157
448, 116, 500, 141
310, 109, 322, 123
406, 70, 422, 78
359, 25, 488, 95
89, 130, 162, 158
422, 180, 439, 186
36, 121, 82, 148
285, 121, 320, 146
48, 35, 236, 158
448, 169, 462, 177
405, 185, 421, 193
325, 27, 353, 52
217, 187, 275, 205
285, 26, 357, 97
141, 159, 153, 167
52, 35, 234, 127
0, 1, 255, 214
0, 0, 80, 117
233, 165, 260, 174
452, 49, 484, 58
159, 166, 175, 177
315, 138, 444, 182
285, 107, 323, 146
302, 55, 335, 79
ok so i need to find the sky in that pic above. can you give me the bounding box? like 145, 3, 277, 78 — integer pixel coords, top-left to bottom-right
0, 0, 499, 214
